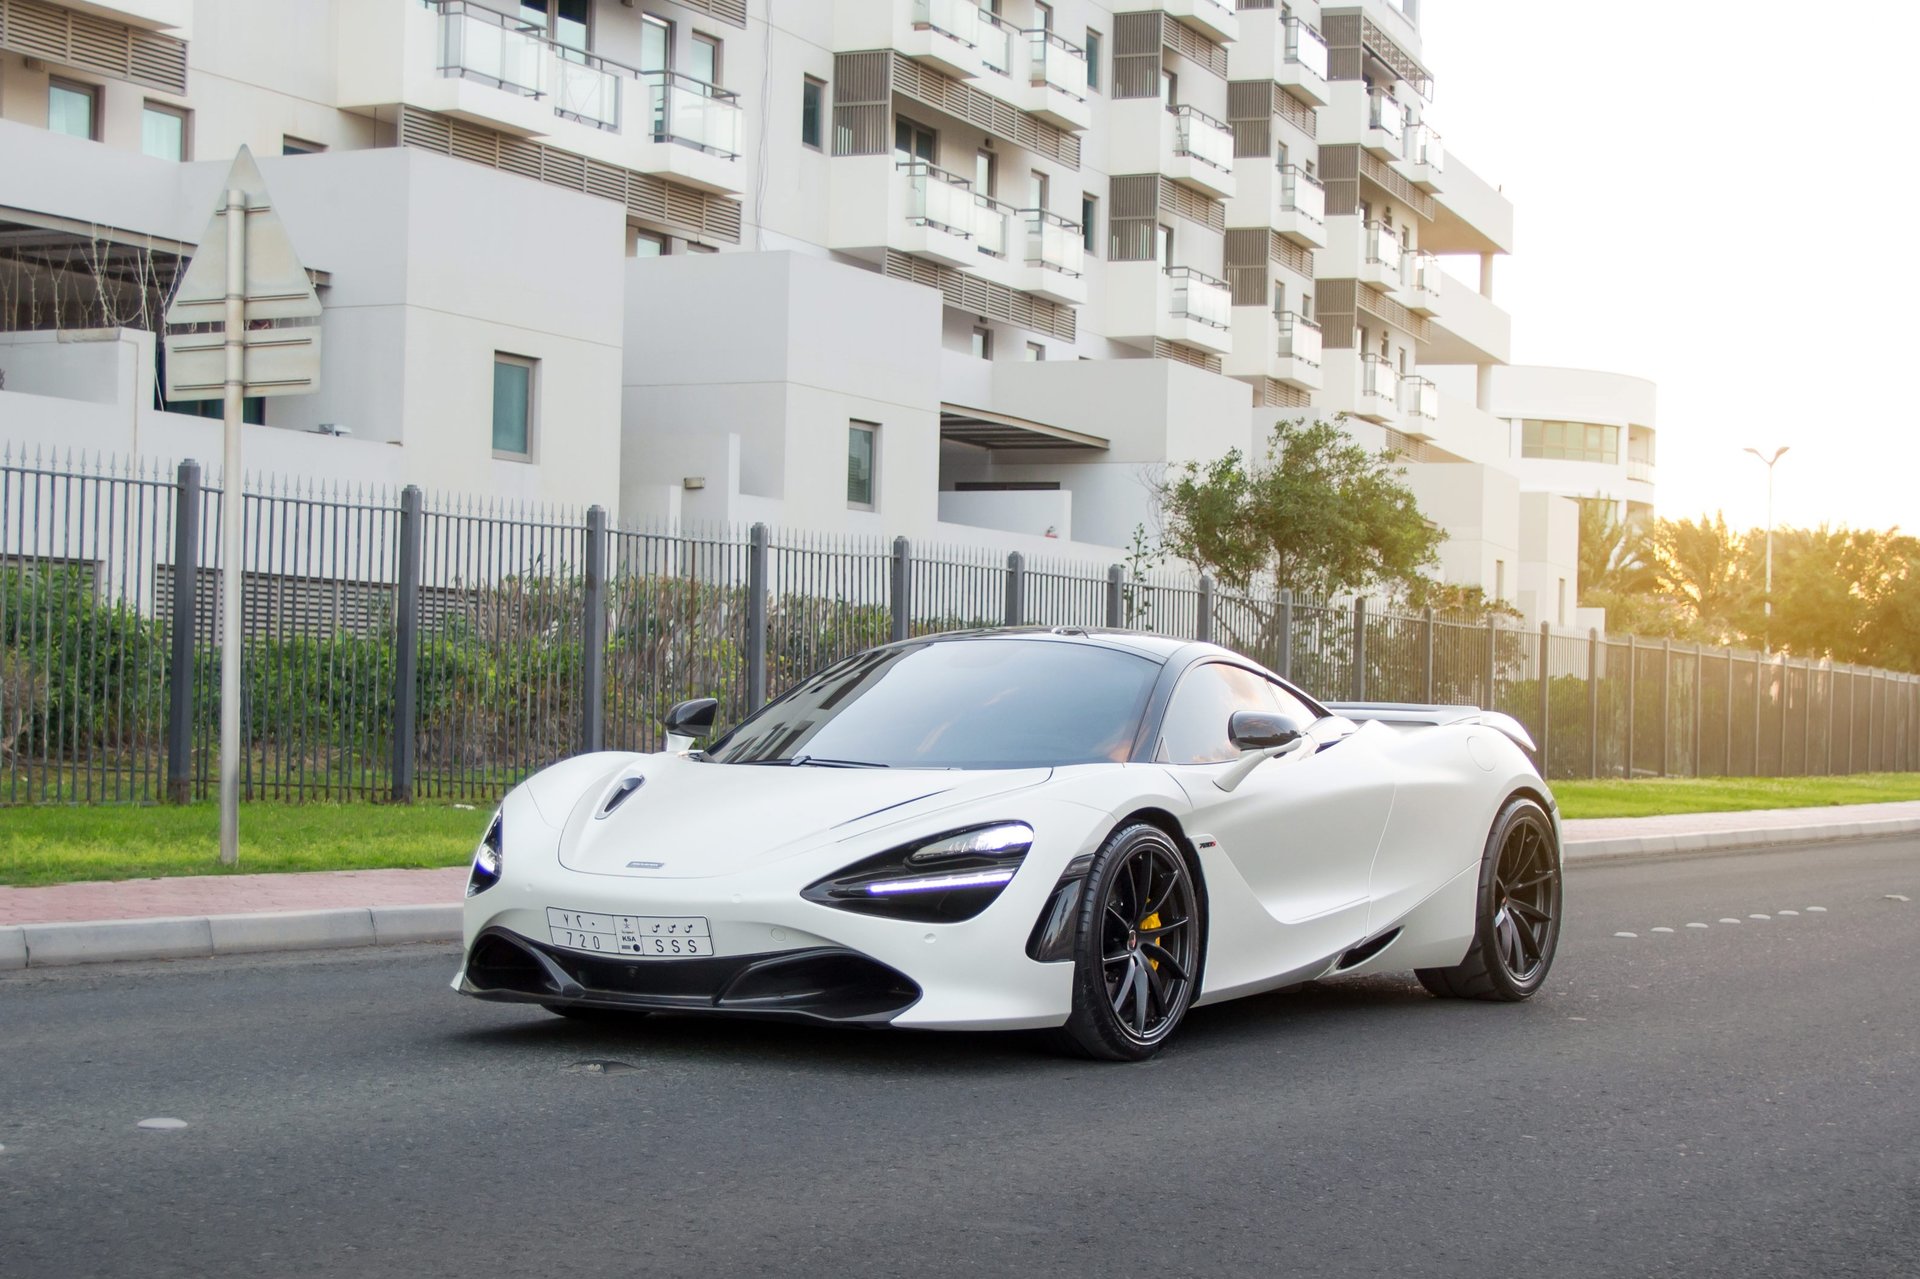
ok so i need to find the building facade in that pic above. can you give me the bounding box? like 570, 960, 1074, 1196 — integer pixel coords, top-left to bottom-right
0, 0, 1632, 618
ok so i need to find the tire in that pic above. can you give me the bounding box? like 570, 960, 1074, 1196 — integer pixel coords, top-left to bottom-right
1053, 823, 1203, 1062
541, 1003, 651, 1023
1417, 795, 1561, 1002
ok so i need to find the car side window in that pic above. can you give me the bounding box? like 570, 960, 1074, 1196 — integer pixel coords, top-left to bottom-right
1157, 663, 1285, 764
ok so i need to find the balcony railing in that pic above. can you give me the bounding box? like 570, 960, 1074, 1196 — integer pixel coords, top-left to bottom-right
902, 161, 976, 236
1284, 15, 1329, 81
1277, 312, 1321, 365
1279, 164, 1324, 224
1628, 458, 1656, 483
1024, 209, 1085, 276
1365, 219, 1403, 272
913, 0, 983, 48
978, 9, 1015, 76
1028, 28, 1088, 99
972, 192, 1012, 258
1399, 375, 1438, 420
1367, 90, 1405, 140
1405, 120, 1444, 171
1362, 353, 1399, 405
1171, 104, 1234, 174
1168, 266, 1231, 329
1401, 249, 1439, 294
642, 69, 741, 155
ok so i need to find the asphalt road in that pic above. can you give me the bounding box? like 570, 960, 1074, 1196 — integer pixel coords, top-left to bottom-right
3, 839, 1916, 1279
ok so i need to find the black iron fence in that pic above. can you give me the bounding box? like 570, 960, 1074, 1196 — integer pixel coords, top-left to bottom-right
3, 452, 1917, 804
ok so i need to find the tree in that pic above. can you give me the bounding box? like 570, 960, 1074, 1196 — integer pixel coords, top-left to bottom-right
1158, 417, 1444, 601
1576, 497, 1654, 603
1644, 513, 1751, 642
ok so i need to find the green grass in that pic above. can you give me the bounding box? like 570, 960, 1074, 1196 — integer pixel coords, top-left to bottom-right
1552, 773, 1920, 820
5, 774, 1920, 887
0, 802, 487, 888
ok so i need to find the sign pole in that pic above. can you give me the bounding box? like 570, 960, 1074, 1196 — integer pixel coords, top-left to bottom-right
219, 186, 246, 867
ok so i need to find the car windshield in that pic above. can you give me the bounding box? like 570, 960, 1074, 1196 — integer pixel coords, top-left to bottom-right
704, 638, 1161, 769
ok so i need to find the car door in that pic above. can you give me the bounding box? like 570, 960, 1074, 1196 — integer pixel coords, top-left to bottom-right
1160, 661, 1397, 991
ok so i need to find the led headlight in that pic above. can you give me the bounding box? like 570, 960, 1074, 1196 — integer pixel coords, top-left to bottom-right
802, 822, 1034, 923
466, 812, 503, 897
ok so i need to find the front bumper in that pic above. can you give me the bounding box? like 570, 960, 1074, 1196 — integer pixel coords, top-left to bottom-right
457, 926, 922, 1024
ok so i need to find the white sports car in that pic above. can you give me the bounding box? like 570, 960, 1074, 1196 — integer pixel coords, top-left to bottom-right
454, 628, 1562, 1060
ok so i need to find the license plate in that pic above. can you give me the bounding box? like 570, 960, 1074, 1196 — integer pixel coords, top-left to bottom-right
547, 908, 714, 958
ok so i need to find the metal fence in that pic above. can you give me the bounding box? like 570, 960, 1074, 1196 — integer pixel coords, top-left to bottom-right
3, 451, 1918, 805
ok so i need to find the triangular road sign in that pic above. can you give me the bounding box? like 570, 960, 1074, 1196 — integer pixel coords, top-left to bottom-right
166, 146, 322, 326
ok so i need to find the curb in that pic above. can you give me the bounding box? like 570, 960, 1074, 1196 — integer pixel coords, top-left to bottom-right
4, 817, 1917, 971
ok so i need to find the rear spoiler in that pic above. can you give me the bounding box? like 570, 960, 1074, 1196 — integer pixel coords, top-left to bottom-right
1322, 702, 1537, 754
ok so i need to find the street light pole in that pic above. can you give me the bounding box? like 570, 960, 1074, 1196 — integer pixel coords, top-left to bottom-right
1743, 445, 1789, 654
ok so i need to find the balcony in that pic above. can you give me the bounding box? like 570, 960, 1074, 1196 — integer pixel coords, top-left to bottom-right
1276, 164, 1325, 247
1021, 29, 1090, 130
1279, 17, 1330, 106
1394, 249, 1442, 315
903, 0, 987, 78
1022, 209, 1087, 305
1170, 105, 1236, 198
1403, 120, 1444, 191
825, 159, 991, 267
1360, 220, 1403, 290
1107, 263, 1234, 355
1108, 0, 1238, 45
1356, 353, 1400, 424
1398, 375, 1439, 435
1364, 89, 1404, 160
1228, 308, 1323, 390
1628, 458, 1656, 484
975, 8, 1015, 78
339, 2, 745, 194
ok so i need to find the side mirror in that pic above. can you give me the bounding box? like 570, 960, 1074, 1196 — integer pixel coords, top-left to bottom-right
662, 697, 719, 743
1229, 710, 1305, 752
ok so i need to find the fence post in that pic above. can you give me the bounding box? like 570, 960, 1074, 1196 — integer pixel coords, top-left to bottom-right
1659, 639, 1671, 778
1868, 669, 1879, 773
1537, 622, 1551, 776
1753, 651, 1764, 774
580, 506, 609, 751
1624, 635, 1636, 780
889, 536, 910, 643
1421, 607, 1435, 703
1587, 629, 1599, 779
1825, 665, 1836, 775
1779, 652, 1791, 776
1692, 644, 1703, 778
1105, 564, 1124, 627
1196, 575, 1213, 643
1003, 551, 1025, 626
1484, 615, 1497, 711
1847, 668, 1857, 773
1276, 589, 1293, 680
1351, 598, 1369, 701
746, 522, 769, 712
165, 460, 202, 804
391, 485, 423, 804
1724, 651, 1734, 778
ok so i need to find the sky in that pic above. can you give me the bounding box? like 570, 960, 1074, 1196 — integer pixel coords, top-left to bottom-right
1417, 0, 1920, 534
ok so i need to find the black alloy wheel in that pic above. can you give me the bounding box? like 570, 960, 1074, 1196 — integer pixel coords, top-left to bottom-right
1418, 795, 1561, 1001
1056, 823, 1202, 1061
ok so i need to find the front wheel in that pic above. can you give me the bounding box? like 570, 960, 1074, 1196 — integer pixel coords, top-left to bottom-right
1054, 824, 1202, 1061
1418, 795, 1561, 1001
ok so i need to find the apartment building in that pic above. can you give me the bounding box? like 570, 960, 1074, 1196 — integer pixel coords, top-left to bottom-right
0, 0, 1630, 617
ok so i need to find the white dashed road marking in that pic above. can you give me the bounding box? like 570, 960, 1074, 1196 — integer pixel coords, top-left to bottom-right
1888, 895, 1911, 903
1777, 909, 1799, 916
1686, 922, 1709, 929
137, 1118, 187, 1131
1613, 931, 1638, 938
1719, 917, 1741, 924
1806, 906, 1827, 912
1650, 926, 1675, 933
1749, 914, 1771, 920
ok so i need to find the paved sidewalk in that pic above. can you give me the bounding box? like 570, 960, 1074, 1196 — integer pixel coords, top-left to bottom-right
4, 803, 1918, 970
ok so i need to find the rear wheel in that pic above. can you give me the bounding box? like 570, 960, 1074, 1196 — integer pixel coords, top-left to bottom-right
1418, 795, 1561, 1001
1054, 824, 1201, 1061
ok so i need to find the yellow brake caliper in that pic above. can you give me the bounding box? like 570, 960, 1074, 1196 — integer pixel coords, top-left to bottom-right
1140, 912, 1161, 969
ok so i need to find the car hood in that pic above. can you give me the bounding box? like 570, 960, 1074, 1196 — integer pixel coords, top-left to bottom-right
551, 753, 1053, 880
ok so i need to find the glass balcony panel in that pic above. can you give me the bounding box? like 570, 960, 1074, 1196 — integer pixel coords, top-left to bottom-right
1028, 30, 1088, 98
1279, 165, 1324, 223
1278, 313, 1321, 365
1284, 17, 1329, 81
973, 195, 1009, 257
1399, 376, 1438, 419
1169, 267, 1230, 329
554, 55, 619, 130
904, 161, 974, 235
440, 4, 551, 98
647, 72, 742, 155
914, 0, 983, 46
1368, 92, 1405, 140
1407, 122, 1444, 171
1366, 221, 1402, 272
1172, 106, 1233, 174
1026, 210, 1084, 275
978, 12, 1014, 75
1363, 354, 1399, 404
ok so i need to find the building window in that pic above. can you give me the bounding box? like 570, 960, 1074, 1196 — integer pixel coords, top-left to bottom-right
971, 326, 992, 360
895, 117, 936, 164
283, 136, 326, 156
1081, 194, 1097, 256
975, 149, 996, 197
628, 228, 667, 257
1494, 560, 1506, 601
1025, 342, 1045, 361
492, 354, 536, 459
1521, 419, 1620, 464
141, 103, 188, 161
1085, 29, 1102, 92
1156, 223, 1173, 269
48, 80, 97, 141
847, 422, 877, 511
520, 0, 589, 51
639, 13, 672, 71
691, 31, 722, 87
801, 76, 825, 150
1301, 292, 1313, 320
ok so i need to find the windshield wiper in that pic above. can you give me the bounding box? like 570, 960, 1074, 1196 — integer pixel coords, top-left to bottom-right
790, 755, 889, 768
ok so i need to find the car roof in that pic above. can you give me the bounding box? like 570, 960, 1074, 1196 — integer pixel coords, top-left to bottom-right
890, 625, 1222, 665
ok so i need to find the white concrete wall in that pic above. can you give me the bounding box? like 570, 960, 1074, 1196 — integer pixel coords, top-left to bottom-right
1517, 490, 1580, 629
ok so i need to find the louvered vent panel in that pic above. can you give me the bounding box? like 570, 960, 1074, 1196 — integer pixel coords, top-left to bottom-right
1161, 181, 1224, 233
1359, 149, 1433, 220
1259, 378, 1312, 408
678, 0, 746, 29
882, 251, 1076, 340
1357, 285, 1429, 341
1153, 340, 1222, 374
889, 53, 1079, 168
1274, 83, 1316, 138
1223, 228, 1270, 307
0, 0, 188, 93
1270, 232, 1313, 279
1162, 19, 1227, 77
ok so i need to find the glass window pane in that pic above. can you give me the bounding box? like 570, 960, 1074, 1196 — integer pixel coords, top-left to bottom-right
847, 425, 874, 506
1159, 664, 1284, 765
640, 15, 670, 71
48, 84, 93, 140
493, 359, 531, 455
142, 107, 184, 161
801, 78, 823, 148
1085, 31, 1101, 90
691, 34, 719, 86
